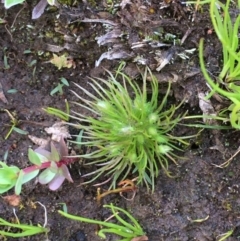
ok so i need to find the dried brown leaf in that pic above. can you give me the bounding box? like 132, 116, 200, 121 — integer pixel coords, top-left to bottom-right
28, 135, 50, 147
95, 48, 132, 67
45, 122, 71, 142
120, 0, 132, 9
198, 92, 216, 124
96, 28, 122, 46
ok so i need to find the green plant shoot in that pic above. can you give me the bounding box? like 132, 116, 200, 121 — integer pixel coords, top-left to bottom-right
209, 0, 240, 81
199, 0, 240, 129
0, 217, 49, 237
59, 203, 147, 241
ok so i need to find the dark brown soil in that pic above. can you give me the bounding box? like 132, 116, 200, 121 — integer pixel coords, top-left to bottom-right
1, 1, 240, 241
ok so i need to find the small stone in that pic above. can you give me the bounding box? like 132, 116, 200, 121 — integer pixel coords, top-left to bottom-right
68, 230, 87, 241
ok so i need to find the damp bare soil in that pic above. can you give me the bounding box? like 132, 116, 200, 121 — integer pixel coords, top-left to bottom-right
1, 1, 240, 241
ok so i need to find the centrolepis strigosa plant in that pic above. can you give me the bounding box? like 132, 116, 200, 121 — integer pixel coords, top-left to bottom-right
69, 65, 191, 192
0, 137, 76, 195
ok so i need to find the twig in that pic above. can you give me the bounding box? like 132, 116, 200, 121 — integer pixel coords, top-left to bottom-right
212, 147, 240, 168
71, 18, 118, 26
35, 201, 48, 228
181, 28, 194, 45
4, 25, 12, 42
96, 179, 137, 203
11, 3, 26, 28
12, 208, 20, 225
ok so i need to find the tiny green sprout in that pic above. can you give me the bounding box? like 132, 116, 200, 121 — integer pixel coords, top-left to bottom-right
69, 65, 191, 191
217, 229, 233, 241
3, 109, 28, 139
3, 47, 10, 69
50, 77, 69, 96
59, 203, 147, 241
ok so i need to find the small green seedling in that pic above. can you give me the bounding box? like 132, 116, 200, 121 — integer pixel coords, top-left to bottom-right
0, 138, 77, 195
0, 202, 49, 238
50, 77, 69, 96
217, 229, 233, 241
3, 109, 28, 140
0, 217, 48, 238
43, 99, 70, 121
3, 47, 10, 70
59, 203, 147, 241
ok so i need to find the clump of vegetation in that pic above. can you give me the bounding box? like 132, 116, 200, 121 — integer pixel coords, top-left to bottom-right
59, 203, 148, 241
0, 138, 76, 195
199, 0, 240, 129
70, 65, 190, 191
0, 216, 49, 238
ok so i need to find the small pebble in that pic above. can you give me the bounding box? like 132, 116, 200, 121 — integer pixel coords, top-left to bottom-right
68, 230, 87, 241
